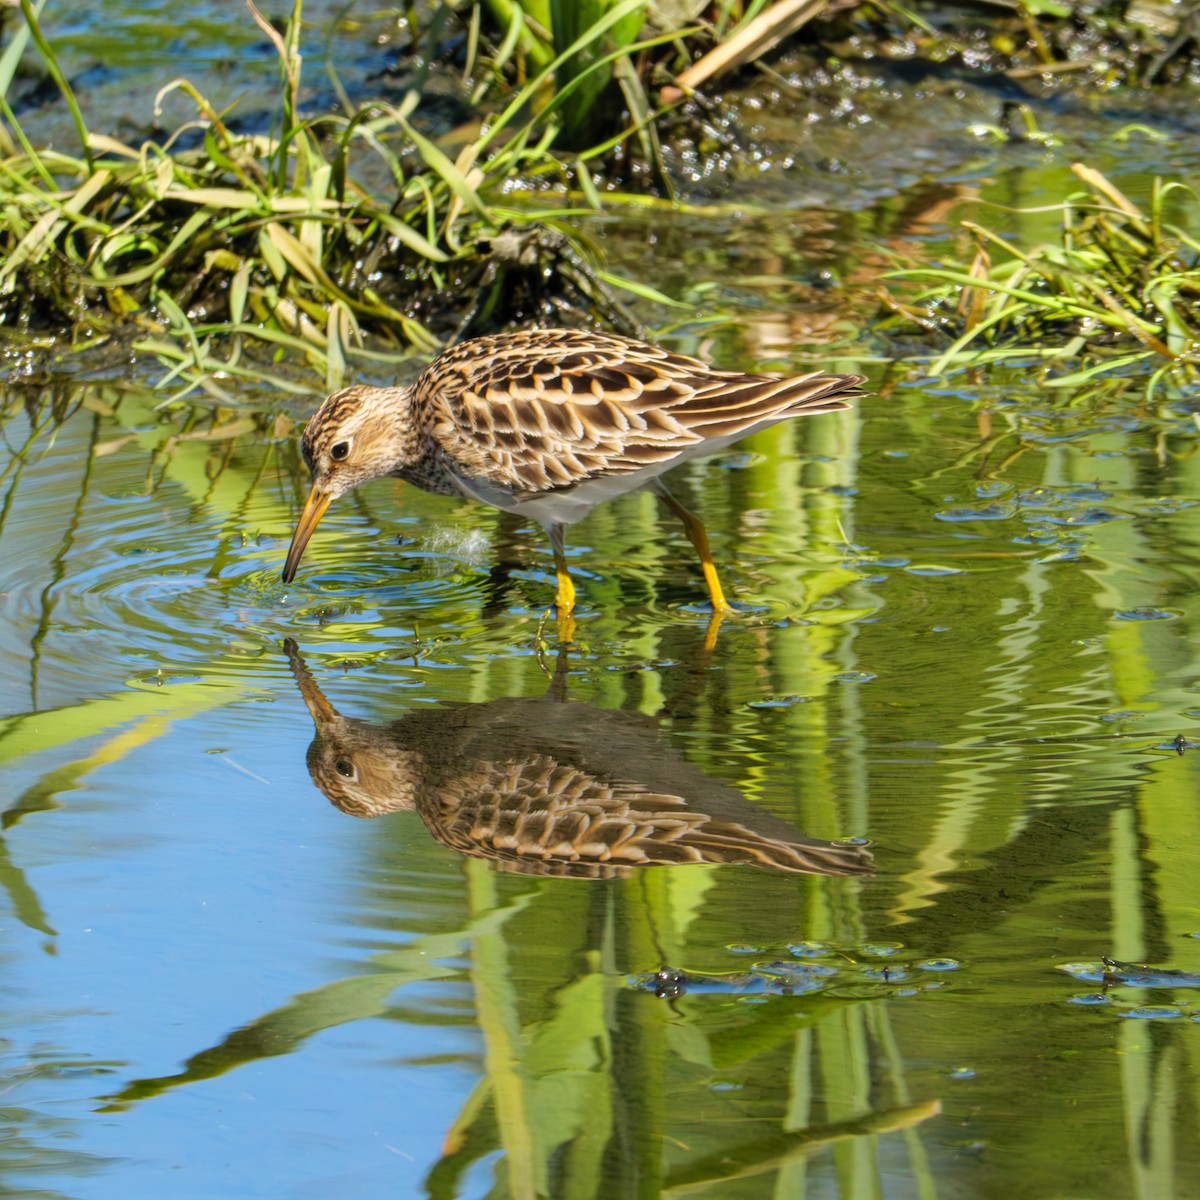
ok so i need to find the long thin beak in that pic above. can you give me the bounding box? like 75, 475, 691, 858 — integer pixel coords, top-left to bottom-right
282, 638, 340, 725
282, 486, 333, 582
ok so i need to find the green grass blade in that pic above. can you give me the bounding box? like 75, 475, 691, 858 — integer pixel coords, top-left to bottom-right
18, 0, 94, 171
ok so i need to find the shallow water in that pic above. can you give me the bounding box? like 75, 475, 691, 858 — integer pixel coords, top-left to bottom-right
4, 352, 1200, 1198
4, 4, 1200, 1199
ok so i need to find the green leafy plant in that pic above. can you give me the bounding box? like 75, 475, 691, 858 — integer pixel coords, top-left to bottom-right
0, 0, 687, 392
881, 162, 1200, 396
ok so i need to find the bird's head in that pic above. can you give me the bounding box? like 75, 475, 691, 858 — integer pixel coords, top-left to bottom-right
284, 636, 425, 816
282, 384, 416, 583
305, 728, 425, 818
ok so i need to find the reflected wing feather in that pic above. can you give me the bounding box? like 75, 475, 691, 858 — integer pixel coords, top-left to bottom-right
425, 754, 873, 876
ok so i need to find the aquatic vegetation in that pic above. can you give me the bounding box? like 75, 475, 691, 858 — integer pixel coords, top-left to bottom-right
881, 162, 1200, 395
481, 0, 648, 150
1, 0, 1022, 396
0, 1, 683, 390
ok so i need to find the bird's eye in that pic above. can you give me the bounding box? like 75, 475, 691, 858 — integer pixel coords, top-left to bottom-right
330, 441, 350, 461
334, 758, 354, 778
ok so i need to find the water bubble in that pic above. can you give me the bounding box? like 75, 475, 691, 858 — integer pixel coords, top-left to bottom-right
1134, 497, 1197, 515
860, 966, 908, 982
787, 942, 829, 958
935, 504, 1016, 522
975, 482, 1013, 499
1042, 509, 1125, 526
1056, 962, 1108, 981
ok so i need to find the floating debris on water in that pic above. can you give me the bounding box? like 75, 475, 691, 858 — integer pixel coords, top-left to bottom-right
631, 941, 964, 999
1118, 1007, 1185, 1020
1112, 607, 1179, 621
1057, 958, 1200, 1019
1058, 958, 1200, 987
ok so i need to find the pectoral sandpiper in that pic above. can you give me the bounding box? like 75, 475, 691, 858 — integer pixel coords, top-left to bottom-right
282, 329, 864, 623
286, 640, 873, 879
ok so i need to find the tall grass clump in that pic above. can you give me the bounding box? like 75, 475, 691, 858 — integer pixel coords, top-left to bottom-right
0, 0, 691, 395
473, 0, 838, 173
477, 0, 647, 150
880, 162, 1200, 397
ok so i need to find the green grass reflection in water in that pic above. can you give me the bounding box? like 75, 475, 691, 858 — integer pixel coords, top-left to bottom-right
2, 369, 1200, 1195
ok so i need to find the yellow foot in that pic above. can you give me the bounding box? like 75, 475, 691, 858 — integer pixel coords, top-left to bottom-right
554, 573, 576, 613
556, 609, 577, 645
702, 610, 725, 652
552, 564, 577, 643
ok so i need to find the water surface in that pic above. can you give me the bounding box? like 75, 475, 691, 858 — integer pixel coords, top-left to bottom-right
3, 4, 1200, 1199
3, 352, 1200, 1198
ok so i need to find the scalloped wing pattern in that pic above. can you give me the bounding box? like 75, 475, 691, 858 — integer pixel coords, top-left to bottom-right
414, 330, 864, 495
427, 754, 874, 878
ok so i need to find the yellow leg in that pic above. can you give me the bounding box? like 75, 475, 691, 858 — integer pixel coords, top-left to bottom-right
548, 523, 577, 642
702, 611, 722, 653
548, 523, 576, 613
652, 479, 734, 615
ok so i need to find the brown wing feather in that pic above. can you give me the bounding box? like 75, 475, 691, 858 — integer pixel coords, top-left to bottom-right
424, 754, 874, 879
414, 330, 864, 495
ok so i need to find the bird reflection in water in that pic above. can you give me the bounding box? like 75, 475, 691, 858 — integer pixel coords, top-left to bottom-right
285, 639, 873, 880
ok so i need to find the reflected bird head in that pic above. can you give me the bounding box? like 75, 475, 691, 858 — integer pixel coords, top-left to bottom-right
304, 732, 424, 818
285, 639, 424, 817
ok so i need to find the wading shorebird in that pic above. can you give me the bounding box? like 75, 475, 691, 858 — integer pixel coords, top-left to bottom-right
282, 329, 864, 625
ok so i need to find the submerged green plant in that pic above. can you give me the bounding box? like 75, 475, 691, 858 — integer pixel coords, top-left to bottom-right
881, 162, 1200, 394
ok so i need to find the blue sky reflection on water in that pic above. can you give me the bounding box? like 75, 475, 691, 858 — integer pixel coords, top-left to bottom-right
4, 3, 1200, 1197
2, 699, 478, 1198
2, 373, 1200, 1196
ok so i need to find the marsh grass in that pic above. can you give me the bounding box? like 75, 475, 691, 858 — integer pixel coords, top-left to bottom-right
0, 0, 690, 397
880, 162, 1200, 397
